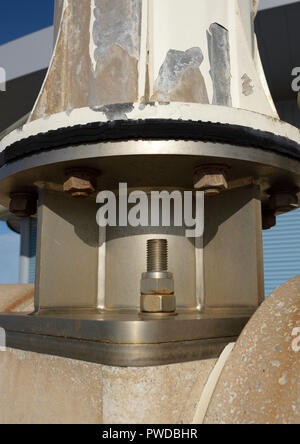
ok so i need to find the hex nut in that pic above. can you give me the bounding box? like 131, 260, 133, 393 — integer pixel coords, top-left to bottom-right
64, 176, 95, 198
63, 168, 99, 198
269, 192, 298, 216
193, 165, 229, 196
141, 275, 174, 296
9, 192, 37, 218
262, 211, 276, 230
141, 293, 176, 313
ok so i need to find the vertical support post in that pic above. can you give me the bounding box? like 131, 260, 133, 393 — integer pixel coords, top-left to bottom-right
203, 185, 264, 314
34, 189, 99, 312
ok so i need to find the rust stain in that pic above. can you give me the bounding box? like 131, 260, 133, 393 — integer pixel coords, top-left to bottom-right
170, 67, 209, 104
4, 288, 34, 313
94, 44, 139, 106
152, 47, 208, 104
31, 0, 92, 120
92, 0, 142, 106
31, 0, 142, 119
53, 0, 65, 46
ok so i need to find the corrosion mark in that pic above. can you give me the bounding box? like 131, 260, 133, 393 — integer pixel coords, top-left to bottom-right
152, 47, 209, 103
92, 0, 142, 106
241, 73, 254, 96
92, 103, 134, 121
93, 43, 139, 106
207, 23, 232, 106
93, 0, 142, 61
4, 288, 34, 313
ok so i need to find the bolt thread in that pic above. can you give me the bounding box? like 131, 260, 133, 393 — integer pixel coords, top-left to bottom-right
147, 239, 168, 272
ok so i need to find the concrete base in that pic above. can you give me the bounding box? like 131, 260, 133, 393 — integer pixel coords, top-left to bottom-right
0, 285, 34, 313
0, 348, 216, 424
204, 275, 300, 425
0, 278, 298, 424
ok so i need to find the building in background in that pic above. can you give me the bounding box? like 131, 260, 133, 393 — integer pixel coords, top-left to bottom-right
255, 1, 300, 294
0, 0, 299, 292
0, 208, 37, 284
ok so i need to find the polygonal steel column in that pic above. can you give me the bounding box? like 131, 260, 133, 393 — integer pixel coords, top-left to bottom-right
0, 0, 299, 367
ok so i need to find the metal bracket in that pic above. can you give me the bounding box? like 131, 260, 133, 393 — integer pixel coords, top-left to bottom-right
0, 312, 249, 367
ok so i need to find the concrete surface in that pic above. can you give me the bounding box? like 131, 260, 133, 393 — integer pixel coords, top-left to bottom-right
204, 275, 300, 424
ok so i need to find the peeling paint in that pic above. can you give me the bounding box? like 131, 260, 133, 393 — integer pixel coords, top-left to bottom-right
92, 103, 134, 121
92, 0, 142, 106
170, 67, 209, 104
241, 73, 254, 96
93, 43, 139, 105
3, 102, 300, 153
28, 0, 283, 122
89, 0, 97, 73
152, 48, 208, 103
93, 0, 142, 61
207, 23, 232, 106
30, 0, 92, 120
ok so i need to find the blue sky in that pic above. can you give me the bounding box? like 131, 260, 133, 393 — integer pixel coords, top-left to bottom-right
0, 1, 52, 284
0, 0, 54, 45
0, 222, 20, 284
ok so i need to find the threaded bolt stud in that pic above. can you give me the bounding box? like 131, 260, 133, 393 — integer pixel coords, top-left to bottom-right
147, 239, 168, 272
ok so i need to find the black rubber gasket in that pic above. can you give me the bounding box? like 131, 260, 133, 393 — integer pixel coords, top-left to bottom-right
1, 118, 300, 166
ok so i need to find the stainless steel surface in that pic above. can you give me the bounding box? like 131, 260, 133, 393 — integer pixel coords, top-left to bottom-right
140, 293, 176, 314
140, 274, 174, 296
142, 271, 173, 279
1, 0, 299, 369
0, 311, 250, 343
0, 311, 249, 366
0, 143, 268, 364
203, 185, 265, 313
140, 239, 176, 314
0, 140, 300, 209
106, 232, 196, 311
7, 173, 264, 314
35, 189, 99, 311
142, 240, 174, 298
5, 331, 237, 367
105, 193, 197, 311
147, 239, 168, 272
